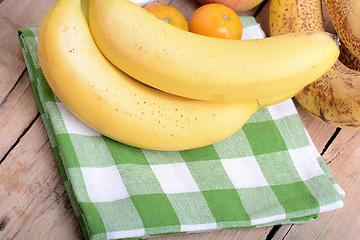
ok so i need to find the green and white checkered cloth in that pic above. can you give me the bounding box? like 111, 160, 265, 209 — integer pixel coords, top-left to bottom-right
18, 16, 344, 240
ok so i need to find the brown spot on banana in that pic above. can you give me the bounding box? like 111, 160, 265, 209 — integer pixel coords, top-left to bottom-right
324, 0, 360, 60
295, 61, 360, 128
338, 40, 360, 71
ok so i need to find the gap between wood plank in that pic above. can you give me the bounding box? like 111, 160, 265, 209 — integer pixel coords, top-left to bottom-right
321, 128, 341, 156
265, 225, 281, 240
0, 112, 40, 165
0, 69, 26, 108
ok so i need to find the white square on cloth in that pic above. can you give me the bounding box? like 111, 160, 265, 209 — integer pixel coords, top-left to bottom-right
289, 146, 325, 181
221, 156, 269, 188
151, 163, 200, 194
82, 166, 129, 202
267, 100, 298, 120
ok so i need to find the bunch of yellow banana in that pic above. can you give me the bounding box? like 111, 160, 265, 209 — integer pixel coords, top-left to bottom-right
37, 0, 338, 151
269, 0, 360, 128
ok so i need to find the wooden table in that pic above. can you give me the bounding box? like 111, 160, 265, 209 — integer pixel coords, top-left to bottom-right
1, 0, 359, 239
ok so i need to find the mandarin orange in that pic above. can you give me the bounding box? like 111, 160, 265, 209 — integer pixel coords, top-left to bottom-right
189, 3, 243, 39
144, 3, 189, 31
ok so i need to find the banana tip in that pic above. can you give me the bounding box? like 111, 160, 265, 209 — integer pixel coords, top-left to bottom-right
331, 34, 341, 50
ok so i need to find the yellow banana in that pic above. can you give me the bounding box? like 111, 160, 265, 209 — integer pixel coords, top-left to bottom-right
88, 0, 339, 102
257, 88, 302, 108
80, 0, 89, 22
37, 0, 259, 151
324, 0, 360, 60
270, 0, 360, 128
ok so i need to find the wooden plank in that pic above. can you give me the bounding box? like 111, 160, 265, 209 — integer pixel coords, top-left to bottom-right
0, 0, 56, 103
1, 0, 351, 239
0, 0, 80, 238
0, 70, 39, 161
0, 118, 83, 239
273, 129, 360, 240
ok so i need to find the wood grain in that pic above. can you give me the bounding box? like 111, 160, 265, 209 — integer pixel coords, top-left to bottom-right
0, 0, 357, 239
0, 0, 56, 103
0, 118, 83, 239
0, 71, 39, 161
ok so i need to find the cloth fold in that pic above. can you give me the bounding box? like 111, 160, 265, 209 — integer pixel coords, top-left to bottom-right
18, 17, 344, 240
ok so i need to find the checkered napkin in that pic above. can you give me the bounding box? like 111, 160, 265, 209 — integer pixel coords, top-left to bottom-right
18, 17, 344, 240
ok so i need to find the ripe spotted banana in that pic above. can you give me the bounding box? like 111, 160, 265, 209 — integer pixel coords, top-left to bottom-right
296, 61, 360, 128
87, 0, 339, 103
37, 0, 259, 151
339, 41, 360, 72
324, 0, 360, 60
270, 0, 360, 128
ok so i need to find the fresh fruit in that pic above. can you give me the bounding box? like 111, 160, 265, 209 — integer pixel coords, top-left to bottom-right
338, 40, 360, 72
257, 88, 302, 108
295, 61, 360, 128
196, 0, 264, 13
189, 3, 242, 39
270, 0, 360, 128
324, 0, 360, 60
144, 3, 188, 31
87, 0, 339, 103
37, 0, 259, 151
269, 0, 324, 35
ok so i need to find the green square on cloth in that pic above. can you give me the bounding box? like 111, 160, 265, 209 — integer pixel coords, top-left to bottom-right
18, 16, 345, 240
